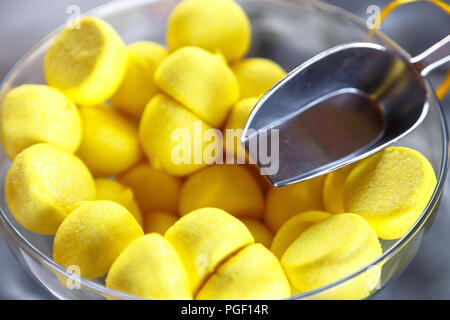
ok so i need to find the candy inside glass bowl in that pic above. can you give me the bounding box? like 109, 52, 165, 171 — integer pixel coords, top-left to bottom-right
0, 0, 447, 300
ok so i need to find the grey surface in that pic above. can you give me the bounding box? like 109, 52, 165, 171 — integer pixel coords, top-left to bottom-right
0, 0, 449, 300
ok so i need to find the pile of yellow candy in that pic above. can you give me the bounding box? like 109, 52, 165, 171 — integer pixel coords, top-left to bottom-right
0, 0, 436, 300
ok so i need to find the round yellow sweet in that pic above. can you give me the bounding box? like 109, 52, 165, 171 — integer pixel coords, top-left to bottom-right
344, 147, 436, 240
246, 164, 272, 194
270, 211, 331, 259
139, 93, 214, 176
167, 0, 251, 62
240, 219, 273, 249
111, 41, 168, 118
196, 244, 290, 300
281, 213, 382, 300
232, 58, 286, 99
117, 162, 182, 214
143, 212, 178, 235
179, 165, 264, 219
323, 164, 356, 214
165, 208, 254, 294
53, 200, 143, 280
5, 143, 95, 235
223, 97, 258, 162
305, 266, 382, 300
154, 46, 239, 127
106, 234, 191, 300
0, 85, 81, 159
77, 104, 142, 177
95, 178, 142, 225
264, 175, 325, 232
44, 17, 127, 105
214, 51, 228, 65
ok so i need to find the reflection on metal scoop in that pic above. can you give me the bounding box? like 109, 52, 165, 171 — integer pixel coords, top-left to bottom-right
242, 36, 450, 187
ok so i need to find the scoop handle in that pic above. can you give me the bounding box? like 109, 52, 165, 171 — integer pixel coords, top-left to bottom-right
411, 35, 450, 76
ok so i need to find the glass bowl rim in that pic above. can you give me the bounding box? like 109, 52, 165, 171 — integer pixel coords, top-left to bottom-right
0, 0, 448, 300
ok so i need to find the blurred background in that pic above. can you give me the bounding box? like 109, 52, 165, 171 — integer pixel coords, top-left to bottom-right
0, 0, 449, 299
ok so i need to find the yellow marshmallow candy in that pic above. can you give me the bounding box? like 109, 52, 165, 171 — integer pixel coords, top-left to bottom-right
44, 17, 127, 105
214, 51, 228, 65
240, 219, 273, 249
0, 85, 81, 159
154, 46, 239, 127
167, 0, 251, 62
77, 104, 142, 177
95, 178, 143, 226
344, 147, 436, 240
179, 165, 264, 219
323, 163, 356, 214
106, 234, 191, 300
165, 208, 254, 294
139, 94, 216, 176
281, 213, 382, 300
223, 97, 258, 162
197, 244, 290, 300
53, 200, 143, 280
117, 162, 182, 214
5, 143, 95, 235
246, 164, 272, 194
264, 175, 325, 232
111, 41, 168, 118
270, 211, 331, 259
143, 212, 178, 235
232, 58, 286, 99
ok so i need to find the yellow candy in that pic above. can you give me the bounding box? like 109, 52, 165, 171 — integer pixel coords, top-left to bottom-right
246, 164, 272, 194
179, 165, 264, 219
232, 58, 286, 99
196, 244, 290, 300
167, 0, 251, 62
0, 85, 81, 159
323, 164, 356, 214
154, 46, 239, 127
344, 147, 436, 240
95, 178, 143, 226
240, 219, 273, 249
165, 208, 254, 294
111, 41, 168, 118
214, 51, 228, 65
117, 162, 182, 214
264, 175, 325, 232
306, 266, 382, 300
44, 17, 127, 105
270, 211, 331, 259
53, 200, 143, 280
143, 211, 178, 235
281, 213, 382, 300
139, 94, 214, 176
106, 234, 191, 300
77, 104, 142, 177
223, 98, 258, 162
5, 143, 95, 235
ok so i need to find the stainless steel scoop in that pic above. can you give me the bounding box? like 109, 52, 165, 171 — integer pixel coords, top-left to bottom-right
241, 36, 450, 187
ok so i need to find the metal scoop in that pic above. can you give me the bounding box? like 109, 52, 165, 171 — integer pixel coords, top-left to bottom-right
241, 36, 450, 187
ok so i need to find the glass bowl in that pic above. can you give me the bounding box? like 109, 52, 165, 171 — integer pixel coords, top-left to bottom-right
0, 0, 447, 300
